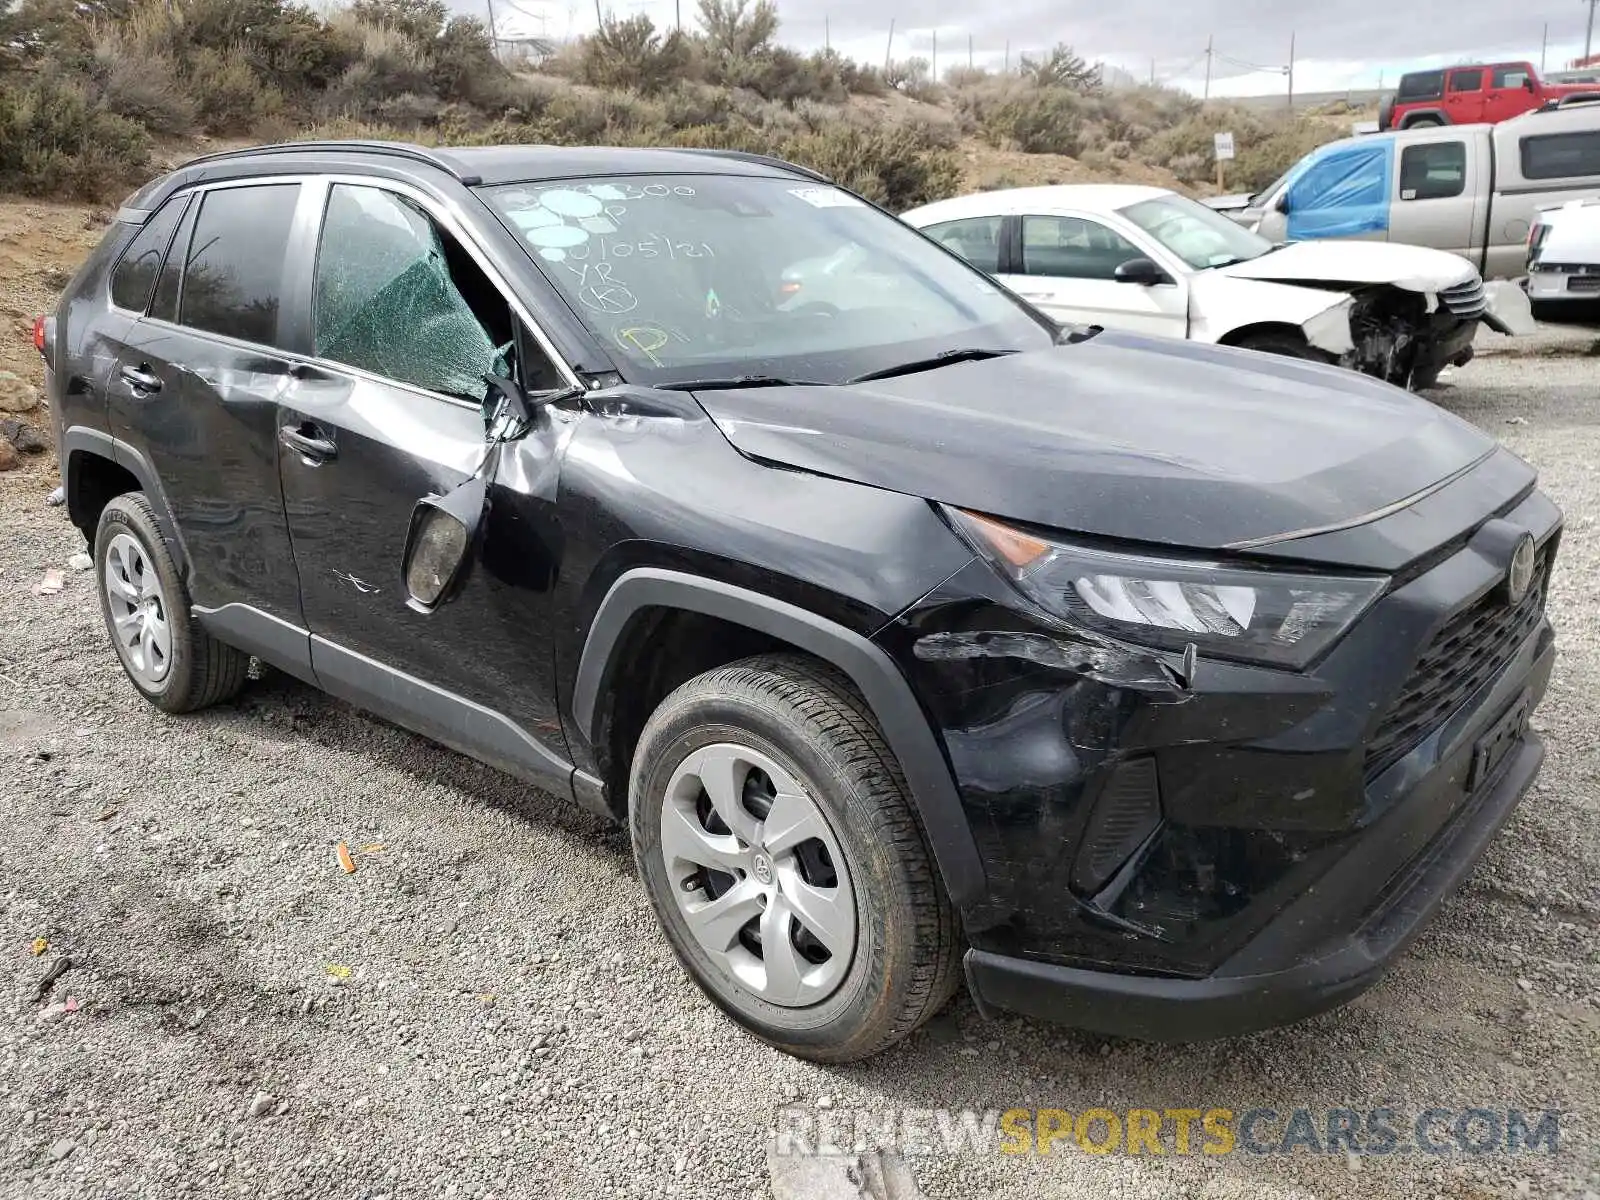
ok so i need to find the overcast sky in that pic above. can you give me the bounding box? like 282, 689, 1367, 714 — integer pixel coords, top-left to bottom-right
477, 0, 1599, 95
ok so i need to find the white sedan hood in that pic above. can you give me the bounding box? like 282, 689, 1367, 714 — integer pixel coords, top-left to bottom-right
1213, 240, 1478, 292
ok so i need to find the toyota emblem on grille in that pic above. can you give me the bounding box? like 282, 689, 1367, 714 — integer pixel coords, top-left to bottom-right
1505, 534, 1536, 605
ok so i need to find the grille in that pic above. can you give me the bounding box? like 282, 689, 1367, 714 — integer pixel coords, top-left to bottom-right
1439, 276, 1487, 319
1363, 550, 1549, 779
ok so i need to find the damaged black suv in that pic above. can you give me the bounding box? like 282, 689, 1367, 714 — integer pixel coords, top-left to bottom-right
43, 141, 1559, 1061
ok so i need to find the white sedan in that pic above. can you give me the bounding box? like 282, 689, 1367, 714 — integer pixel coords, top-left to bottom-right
902, 184, 1534, 389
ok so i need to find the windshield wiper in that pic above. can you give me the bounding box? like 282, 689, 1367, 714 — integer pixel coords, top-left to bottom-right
656, 375, 828, 392
846, 348, 1016, 384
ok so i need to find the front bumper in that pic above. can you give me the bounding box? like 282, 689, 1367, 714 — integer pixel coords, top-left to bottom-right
884, 477, 1560, 1039
965, 684, 1548, 1041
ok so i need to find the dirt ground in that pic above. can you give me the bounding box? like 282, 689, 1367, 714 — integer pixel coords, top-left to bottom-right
1, 199, 1597, 1200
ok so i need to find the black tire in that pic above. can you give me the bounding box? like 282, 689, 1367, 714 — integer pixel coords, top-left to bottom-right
629, 654, 962, 1062
93, 493, 249, 714
1233, 329, 1330, 363
1404, 115, 1443, 128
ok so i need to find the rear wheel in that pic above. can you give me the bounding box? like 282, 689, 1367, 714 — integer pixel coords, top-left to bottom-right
94, 493, 248, 713
629, 654, 961, 1062
1404, 116, 1443, 128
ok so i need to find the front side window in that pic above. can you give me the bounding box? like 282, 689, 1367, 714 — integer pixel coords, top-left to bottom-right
1520, 131, 1600, 180
111, 197, 187, 313
179, 184, 300, 346
1120, 194, 1274, 270
313, 184, 541, 402
481, 175, 1052, 385
1449, 69, 1484, 92
1399, 142, 1467, 199
1020, 216, 1142, 280
922, 216, 1005, 273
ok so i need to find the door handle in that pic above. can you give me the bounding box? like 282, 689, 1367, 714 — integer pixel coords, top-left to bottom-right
119, 365, 162, 393
280, 423, 338, 462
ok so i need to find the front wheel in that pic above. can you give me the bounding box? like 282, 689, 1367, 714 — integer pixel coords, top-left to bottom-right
629, 654, 961, 1062
1233, 329, 1331, 364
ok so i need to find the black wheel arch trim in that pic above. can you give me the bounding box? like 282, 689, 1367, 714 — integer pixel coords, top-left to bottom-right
572, 568, 987, 910
1398, 108, 1450, 126
61, 425, 190, 576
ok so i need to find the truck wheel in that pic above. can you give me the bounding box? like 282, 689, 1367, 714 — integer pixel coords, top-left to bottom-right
94, 493, 249, 713
629, 654, 961, 1062
1404, 116, 1443, 128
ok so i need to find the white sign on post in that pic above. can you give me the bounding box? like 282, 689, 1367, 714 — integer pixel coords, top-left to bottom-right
1213, 131, 1236, 161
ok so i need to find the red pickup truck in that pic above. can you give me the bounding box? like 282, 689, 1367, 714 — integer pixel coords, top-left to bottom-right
1379, 61, 1597, 130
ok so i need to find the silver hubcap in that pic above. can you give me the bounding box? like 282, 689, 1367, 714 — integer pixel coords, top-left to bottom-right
660, 744, 857, 1008
103, 533, 172, 686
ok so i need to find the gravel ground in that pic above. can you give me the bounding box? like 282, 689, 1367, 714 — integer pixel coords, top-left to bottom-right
2, 335, 1598, 1200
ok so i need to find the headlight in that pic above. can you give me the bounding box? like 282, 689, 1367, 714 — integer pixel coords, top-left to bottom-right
945, 508, 1387, 669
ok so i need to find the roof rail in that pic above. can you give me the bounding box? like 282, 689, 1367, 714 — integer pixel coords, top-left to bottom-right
173, 140, 480, 185
667, 147, 832, 185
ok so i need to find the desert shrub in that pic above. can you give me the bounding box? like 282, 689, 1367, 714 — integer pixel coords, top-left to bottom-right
429, 17, 507, 107
348, 0, 446, 45
962, 81, 1089, 155
92, 37, 196, 134
696, 0, 778, 62
942, 65, 989, 89
0, 73, 149, 199
188, 45, 282, 133
1017, 43, 1101, 93
660, 81, 737, 128
580, 15, 693, 96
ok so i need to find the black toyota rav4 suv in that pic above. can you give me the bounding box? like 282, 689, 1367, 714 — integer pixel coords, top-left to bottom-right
42, 141, 1559, 1062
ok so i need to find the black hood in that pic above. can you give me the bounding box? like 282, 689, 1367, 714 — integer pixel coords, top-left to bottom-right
693, 332, 1496, 550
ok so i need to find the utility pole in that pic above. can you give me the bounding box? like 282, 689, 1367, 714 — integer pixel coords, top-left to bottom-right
824, 14, 830, 49
1004, 39, 1010, 73
484, 0, 498, 49
1586, 0, 1598, 64
674, 0, 680, 31
593, 0, 603, 29
1287, 31, 1295, 111
968, 33, 973, 69
931, 28, 937, 80
1150, 57, 1156, 86
884, 18, 894, 73
1540, 22, 1548, 72
1203, 34, 1213, 100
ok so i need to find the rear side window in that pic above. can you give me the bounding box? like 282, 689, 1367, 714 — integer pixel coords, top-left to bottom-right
922, 217, 1005, 273
1519, 131, 1600, 179
1399, 142, 1467, 199
1493, 65, 1531, 89
1449, 69, 1483, 92
1398, 70, 1444, 100
109, 198, 186, 313
179, 184, 300, 346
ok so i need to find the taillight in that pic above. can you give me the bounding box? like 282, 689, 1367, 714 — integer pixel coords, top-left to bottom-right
32, 315, 46, 356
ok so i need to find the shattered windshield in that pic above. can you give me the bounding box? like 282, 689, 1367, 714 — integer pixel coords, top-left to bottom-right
1121, 194, 1277, 271
481, 175, 1053, 386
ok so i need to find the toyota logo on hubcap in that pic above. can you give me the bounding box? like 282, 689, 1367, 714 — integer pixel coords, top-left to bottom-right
752, 854, 774, 885
1506, 534, 1536, 605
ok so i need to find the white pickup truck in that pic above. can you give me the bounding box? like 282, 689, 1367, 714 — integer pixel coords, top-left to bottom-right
1212, 105, 1600, 280
1526, 197, 1600, 312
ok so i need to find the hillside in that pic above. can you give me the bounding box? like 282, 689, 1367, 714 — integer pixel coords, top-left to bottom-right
0, 0, 1356, 211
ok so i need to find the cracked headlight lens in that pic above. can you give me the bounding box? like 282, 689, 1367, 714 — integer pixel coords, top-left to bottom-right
946, 507, 1388, 669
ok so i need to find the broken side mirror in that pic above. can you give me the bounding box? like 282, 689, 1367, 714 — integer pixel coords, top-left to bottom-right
1112, 257, 1171, 287
401, 467, 491, 614
482, 372, 584, 442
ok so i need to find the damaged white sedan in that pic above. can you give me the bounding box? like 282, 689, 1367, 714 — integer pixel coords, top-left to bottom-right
903, 185, 1535, 390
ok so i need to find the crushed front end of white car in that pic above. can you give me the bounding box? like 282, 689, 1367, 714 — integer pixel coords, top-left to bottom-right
1192, 241, 1534, 388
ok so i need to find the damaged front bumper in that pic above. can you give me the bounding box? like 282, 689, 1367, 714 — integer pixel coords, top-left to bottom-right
880, 493, 1560, 1040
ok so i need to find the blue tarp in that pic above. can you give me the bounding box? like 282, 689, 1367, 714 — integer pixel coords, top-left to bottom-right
1285, 140, 1394, 240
